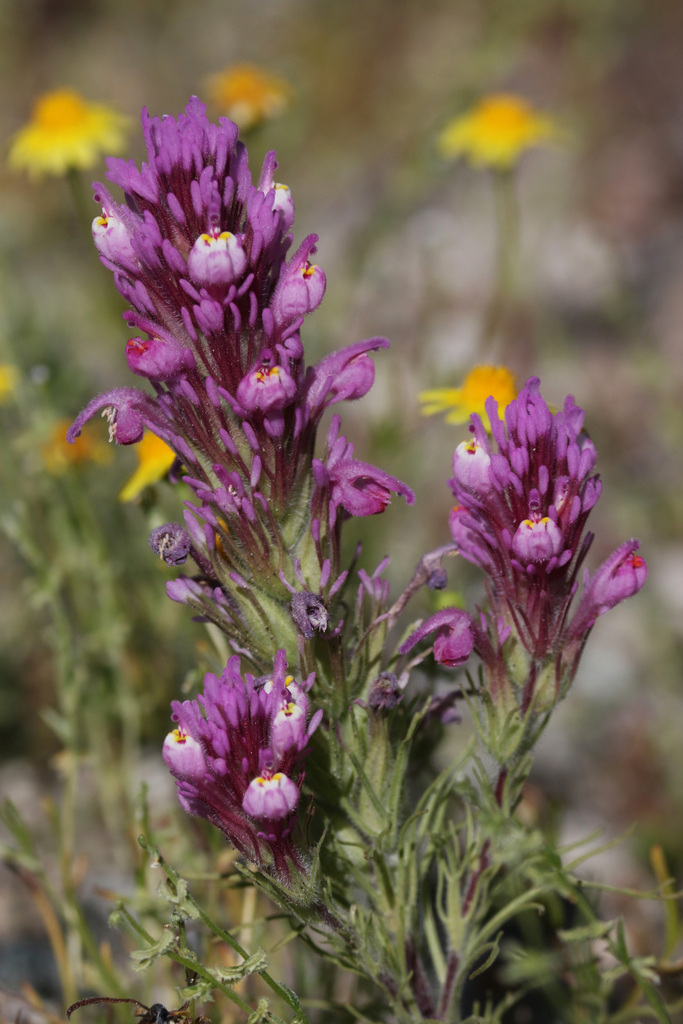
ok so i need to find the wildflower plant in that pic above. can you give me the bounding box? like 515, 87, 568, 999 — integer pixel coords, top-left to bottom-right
55, 97, 662, 1021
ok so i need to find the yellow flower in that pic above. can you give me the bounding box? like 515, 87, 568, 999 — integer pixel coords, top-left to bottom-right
8, 88, 129, 179
206, 64, 291, 130
437, 94, 556, 170
419, 365, 517, 431
118, 431, 177, 502
0, 364, 20, 404
42, 418, 112, 474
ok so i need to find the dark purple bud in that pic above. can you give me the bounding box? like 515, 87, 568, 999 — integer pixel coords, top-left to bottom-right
399, 608, 474, 668
290, 592, 329, 639
368, 672, 402, 711
427, 568, 448, 590
149, 523, 191, 566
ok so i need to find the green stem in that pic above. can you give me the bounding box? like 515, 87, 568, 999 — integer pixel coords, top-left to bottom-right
140, 839, 312, 1024
480, 168, 520, 357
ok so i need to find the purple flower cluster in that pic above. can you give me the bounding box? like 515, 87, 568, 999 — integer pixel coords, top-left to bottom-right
402, 379, 646, 708
163, 651, 321, 872
68, 98, 413, 666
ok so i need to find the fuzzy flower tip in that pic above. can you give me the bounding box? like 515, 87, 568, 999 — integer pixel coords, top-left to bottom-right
206, 63, 291, 130
437, 94, 556, 170
118, 431, 176, 502
8, 89, 129, 178
420, 365, 517, 431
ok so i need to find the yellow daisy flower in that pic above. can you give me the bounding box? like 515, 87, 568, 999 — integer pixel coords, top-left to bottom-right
42, 418, 112, 474
119, 431, 177, 502
419, 365, 517, 431
8, 88, 129, 179
0, 364, 20, 404
206, 64, 291, 130
437, 94, 556, 170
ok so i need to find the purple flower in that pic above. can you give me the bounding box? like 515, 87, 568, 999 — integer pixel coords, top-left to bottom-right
163, 651, 321, 872
242, 772, 300, 820
269, 235, 326, 327
235, 351, 297, 414
304, 337, 390, 416
315, 422, 414, 526
68, 97, 413, 681
568, 540, 647, 640
447, 377, 646, 699
125, 335, 191, 381
399, 608, 474, 668
187, 230, 247, 287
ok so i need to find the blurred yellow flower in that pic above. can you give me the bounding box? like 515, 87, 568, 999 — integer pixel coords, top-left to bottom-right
419, 365, 517, 431
119, 431, 176, 502
8, 88, 129, 178
0, 364, 20, 403
42, 418, 112, 474
437, 94, 556, 170
207, 64, 291, 130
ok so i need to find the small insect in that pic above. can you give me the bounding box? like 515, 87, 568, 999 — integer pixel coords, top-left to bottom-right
66, 998, 194, 1024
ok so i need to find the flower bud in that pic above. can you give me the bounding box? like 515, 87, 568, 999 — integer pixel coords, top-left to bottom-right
270, 702, 306, 759
126, 336, 188, 381
92, 212, 136, 266
187, 231, 247, 287
512, 516, 563, 564
271, 237, 326, 326
399, 608, 474, 668
162, 728, 206, 781
236, 352, 297, 414
452, 440, 492, 493
242, 772, 299, 820
272, 183, 295, 230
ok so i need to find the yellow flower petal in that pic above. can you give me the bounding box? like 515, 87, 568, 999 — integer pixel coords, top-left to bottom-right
118, 432, 177, 502
419, 365, 517, 431
0, 364, 20, 404
8, 88, 130, 179
206, 64, 291, 130
438, 94, 556, 170
42, 418, 112, 474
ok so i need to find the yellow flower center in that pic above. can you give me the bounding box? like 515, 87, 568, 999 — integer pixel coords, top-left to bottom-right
171, 728, 187, 744
256, 366, 280, 383
34, 89, 89, 131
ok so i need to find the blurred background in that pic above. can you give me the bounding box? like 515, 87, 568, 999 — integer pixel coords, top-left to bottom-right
1, 0, 683, 1014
